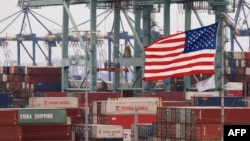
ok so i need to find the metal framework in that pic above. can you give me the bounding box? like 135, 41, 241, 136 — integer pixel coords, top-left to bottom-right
0, 0, 244, 93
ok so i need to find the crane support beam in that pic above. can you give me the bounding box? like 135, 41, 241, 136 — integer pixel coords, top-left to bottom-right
20, 0, 210, 7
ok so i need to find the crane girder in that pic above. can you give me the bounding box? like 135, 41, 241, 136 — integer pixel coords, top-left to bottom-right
19, 0, 210, 7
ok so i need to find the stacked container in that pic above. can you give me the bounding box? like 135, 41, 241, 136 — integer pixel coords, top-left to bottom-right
0, 66, 63, 107
71, 124, 123, 141
131, 124, 153, 141
0, 92, 13, 108
224, 51, 250, 96
89, 97, 161, 141
18, 108, 72, 141
0, 66, 28, 107
154, 106, 250, 140
191, 96, 245, 107
0, 108, 22, 141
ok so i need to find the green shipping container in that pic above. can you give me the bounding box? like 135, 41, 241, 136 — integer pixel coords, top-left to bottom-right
18, 108, 67, 124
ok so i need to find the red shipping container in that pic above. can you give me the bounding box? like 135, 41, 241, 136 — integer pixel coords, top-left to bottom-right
0, 109, 18, 125
245, 52, 250, 60
226, 90, 243, 96
76, 92, 121, 103
183, 107, 250, 124
138, 91, 185, 101
25, 66, 61, 75
191, 124, 221, 140
70, 117, 84, 124
24, 75, 61, 83
45, 91, 67, 97
0, 126, 23, 141
22, 124, 72, 140
66, 107, 86, 117
101, 114, 157, 129
162, 101, 191, 107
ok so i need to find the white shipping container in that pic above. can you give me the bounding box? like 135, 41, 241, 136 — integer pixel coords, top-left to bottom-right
224, 82, 243, 90
92, 124, 123, 139
246, 67, 250, 75
123, 129, 132, 141
100, 101, 158, 115
2, 74, 8, 82
29, 97, 79, 108
108, 97, 162, 107
185, 91, 220, 100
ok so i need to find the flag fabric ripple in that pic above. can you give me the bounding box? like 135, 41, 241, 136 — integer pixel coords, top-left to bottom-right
143, 22, 219, 81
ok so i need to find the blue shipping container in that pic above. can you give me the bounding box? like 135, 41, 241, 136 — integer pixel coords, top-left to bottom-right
33, 82, 61, 91
0, 92, 13, 103
33, 92, 46, 97
192, 96, 245, 107
0, 102, 13, 108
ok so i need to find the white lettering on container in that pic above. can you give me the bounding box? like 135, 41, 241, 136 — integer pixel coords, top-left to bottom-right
34, 113, 53, 119
20, 114, 32, 119
20, 113, 54, 120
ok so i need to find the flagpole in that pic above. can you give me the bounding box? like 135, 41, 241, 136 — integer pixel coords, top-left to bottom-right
219, 15, 225, 141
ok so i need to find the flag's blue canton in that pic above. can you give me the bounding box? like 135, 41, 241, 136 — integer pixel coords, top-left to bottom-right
184, 23, 218, 53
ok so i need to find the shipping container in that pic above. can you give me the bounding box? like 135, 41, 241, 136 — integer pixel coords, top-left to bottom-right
186, 107, 250, 124
22, 124, 72, 140
0, 109, 18, 125
123, 129, 132, 141
45, 91, 68, 97
18, 108, 67, 124
76, 92, 121, 103
0, 126, 23, 141
191, 96, 245, 107
101, 114, 157, 129
24, 75, 61, 83
226, 90, 243, 96
162, 101, 191, 107
0, 92, 13, 103
25, 66, 62, 75
185, 91, 219, 100
92, 101, 158, 115
157, 106, 250, 125
29, 97, 79, 108
30, 82, 61, 91
131, 124, 153, 139
186, 123, 221, 140
70, 117, 85, 124
72, 124, 123, 140
91, 124, 123, 139
107, 97, 162, 107
72, 124, 93, 140
66, 107, 86, 118
0, 102, 13, 108
224, 82, 243, 90
137, 91, 185, 101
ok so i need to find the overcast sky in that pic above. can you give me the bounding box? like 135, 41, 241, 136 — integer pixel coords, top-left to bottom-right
0, 0, 248, 65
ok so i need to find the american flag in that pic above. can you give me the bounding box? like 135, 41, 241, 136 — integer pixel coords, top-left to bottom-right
143, 22, 219, 81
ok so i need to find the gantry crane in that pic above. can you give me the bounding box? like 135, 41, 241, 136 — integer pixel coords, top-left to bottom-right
16, 0, 239, 93
223, 0, 250, 51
